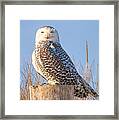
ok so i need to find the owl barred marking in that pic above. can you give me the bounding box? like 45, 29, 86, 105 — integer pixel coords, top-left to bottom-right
32, 26, 98, 99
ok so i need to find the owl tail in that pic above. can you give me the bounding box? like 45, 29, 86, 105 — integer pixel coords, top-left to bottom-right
74, 77, 99, 99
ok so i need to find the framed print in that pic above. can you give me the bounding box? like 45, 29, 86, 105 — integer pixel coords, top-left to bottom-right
0, 0, 118, 119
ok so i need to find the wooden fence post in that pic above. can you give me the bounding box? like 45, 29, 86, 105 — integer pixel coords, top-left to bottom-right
29, 85, 75, 100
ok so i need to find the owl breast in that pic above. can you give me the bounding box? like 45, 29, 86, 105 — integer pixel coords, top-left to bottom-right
38, 41, 79, 85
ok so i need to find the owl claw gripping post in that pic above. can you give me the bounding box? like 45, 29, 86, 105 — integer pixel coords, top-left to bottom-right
32, 26, 98, 99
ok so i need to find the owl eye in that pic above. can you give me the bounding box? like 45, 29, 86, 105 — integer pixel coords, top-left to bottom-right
41, 31, 44, 33
50, 30, 54, 33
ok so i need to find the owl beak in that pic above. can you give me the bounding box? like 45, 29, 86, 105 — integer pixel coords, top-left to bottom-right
46, 36, 49, 39
45, 34, 50, 39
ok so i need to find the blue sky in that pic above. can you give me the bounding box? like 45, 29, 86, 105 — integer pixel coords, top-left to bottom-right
20, 20, 99, 87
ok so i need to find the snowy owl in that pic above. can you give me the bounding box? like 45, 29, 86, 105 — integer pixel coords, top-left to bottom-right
32, 26, 98, 98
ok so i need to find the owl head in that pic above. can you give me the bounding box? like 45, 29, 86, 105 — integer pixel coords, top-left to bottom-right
35, 26, 59, 44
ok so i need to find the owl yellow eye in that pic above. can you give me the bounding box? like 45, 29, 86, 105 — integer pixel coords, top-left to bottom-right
41, 31, 44, 33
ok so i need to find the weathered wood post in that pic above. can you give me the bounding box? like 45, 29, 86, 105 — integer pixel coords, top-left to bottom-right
29, 84, 75, 100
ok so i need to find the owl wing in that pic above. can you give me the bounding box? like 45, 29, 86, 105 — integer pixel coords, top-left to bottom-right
39, 42, 98, 98
39, 42, 82, 85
